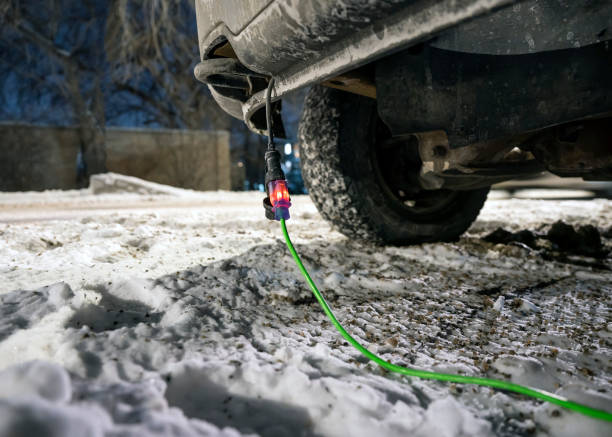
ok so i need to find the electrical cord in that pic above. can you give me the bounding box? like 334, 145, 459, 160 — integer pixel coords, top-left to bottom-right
265, 77, 276, 151
280, 218, 612, 422
262, 77, 291, 221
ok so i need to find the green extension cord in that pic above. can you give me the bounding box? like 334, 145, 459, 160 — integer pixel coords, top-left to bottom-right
280, 219, 612, 422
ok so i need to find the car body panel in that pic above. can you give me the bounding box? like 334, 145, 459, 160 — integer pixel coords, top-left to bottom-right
195, 0, 612, 137
196, 0, 517, 134
432, 0, 612, 55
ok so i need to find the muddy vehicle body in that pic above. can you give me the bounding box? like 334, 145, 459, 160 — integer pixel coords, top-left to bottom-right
194, 0, 612, 244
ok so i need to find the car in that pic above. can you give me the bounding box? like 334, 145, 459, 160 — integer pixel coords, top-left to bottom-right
193, 0, 612, 244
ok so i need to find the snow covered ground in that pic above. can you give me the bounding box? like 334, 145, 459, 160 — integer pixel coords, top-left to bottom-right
0, 175, 611, 437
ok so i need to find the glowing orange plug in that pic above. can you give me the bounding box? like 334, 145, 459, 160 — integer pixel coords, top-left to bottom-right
268, 179, 291, 220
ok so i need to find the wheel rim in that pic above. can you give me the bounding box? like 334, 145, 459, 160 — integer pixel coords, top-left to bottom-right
370, 116, 463, 222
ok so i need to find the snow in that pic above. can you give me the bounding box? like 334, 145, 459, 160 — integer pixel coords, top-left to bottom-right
0, 176, 611, 436
493, 296, 505, 312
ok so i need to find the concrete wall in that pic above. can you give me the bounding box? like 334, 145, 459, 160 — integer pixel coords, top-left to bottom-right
105, 127, 230, 191
0, 124, 79, 191
0, 123, 230, 192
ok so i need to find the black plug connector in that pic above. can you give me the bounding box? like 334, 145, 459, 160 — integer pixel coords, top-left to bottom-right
262, 78, 291, 221
263, 149, 285, 220
265, 149, 285, 184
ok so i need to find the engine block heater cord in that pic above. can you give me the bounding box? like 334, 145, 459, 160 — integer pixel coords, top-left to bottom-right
280, 218, 612, 422
265, 77, 276, 151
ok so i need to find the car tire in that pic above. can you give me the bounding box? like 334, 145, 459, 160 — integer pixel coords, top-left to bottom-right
298, 86, 489, 245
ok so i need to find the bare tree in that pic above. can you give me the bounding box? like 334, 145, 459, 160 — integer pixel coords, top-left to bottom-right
1, 0, 252, 189
1, 0, 108, 182
105, 0, 231, 130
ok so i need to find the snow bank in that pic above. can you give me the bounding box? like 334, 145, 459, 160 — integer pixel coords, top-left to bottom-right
89, 173, 201, 196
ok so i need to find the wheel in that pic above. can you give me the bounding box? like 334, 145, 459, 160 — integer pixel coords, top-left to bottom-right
298, 86, 489, 245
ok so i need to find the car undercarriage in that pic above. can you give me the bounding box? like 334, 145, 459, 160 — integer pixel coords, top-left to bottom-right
194, 0, 612, 243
